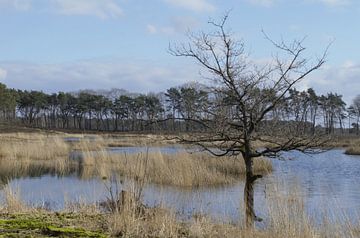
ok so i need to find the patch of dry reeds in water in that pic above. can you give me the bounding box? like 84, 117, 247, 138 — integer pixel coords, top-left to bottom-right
0, 133, 70, 159
80, 150, 273, 187
0, 133, 73, 178
0, 132, 272, 187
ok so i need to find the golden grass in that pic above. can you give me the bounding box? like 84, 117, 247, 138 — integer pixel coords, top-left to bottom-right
0, 185, 28, 213
0, 132, 273, 187
80, 150, 273, 187
345, 146, 360, 155
0, 133, 70, 160
69, 133, 178, 150
324, 135, 360, 149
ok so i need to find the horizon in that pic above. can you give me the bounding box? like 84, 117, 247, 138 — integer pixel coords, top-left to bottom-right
0, 0, 359, 104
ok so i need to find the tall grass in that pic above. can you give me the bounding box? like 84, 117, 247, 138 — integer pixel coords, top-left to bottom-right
80, 150, 272, 187
0, 185, 28, 213
0, 132, 272, 187
0, 133, 70, 160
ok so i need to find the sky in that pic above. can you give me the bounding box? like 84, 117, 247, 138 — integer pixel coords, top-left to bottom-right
0, 0, 359, 104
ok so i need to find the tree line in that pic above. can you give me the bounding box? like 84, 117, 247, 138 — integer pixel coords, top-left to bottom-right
0, 81, 358, 134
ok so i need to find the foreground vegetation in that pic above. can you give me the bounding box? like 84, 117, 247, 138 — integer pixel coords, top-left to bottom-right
0, 180, 358, 238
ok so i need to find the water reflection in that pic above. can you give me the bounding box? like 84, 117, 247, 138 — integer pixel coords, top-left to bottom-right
0, 148, 360, 225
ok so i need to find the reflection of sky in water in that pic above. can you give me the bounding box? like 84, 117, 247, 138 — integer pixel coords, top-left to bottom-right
1, 149, 360, 225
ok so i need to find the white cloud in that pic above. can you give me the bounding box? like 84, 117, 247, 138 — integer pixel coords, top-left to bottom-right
163, 0, 215, 12
246, 0, 351, 7
317, 0, 350, 7
0, 68, 7, 80
301, 61, 360, 104
0, 59, 198, 93
51, 0, 123, 19
146, 16, 199, 36
171, 16, 199, 31
0, 0, 124, 19
146, 24, 176, 35
0, 0, 32, 11
146, 24, 158, 34
246, 0, 276, 7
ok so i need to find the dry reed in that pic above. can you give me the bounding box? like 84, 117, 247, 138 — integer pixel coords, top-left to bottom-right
0, 133, 70, 160
79, 150, 273, 187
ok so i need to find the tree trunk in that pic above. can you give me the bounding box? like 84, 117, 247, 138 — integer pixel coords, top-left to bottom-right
244, 158, 255, 227
244, 157, 262, 228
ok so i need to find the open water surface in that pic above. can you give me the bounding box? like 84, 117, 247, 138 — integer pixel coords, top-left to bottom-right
1, 147, 360, 225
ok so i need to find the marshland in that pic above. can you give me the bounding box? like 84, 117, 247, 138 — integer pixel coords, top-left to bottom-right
0, 131, 359, 237
2, 2, 360, 237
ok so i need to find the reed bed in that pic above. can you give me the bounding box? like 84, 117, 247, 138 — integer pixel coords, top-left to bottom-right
79, 150, 273, 187
0, 132, 273, 187
345, 146, 360, 155
0, 133, 70, 160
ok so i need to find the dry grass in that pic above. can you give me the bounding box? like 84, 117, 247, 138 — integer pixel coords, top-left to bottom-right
328, 135, 360, 155
345, 146, 360, 155
324, 135, 360, 149
0, 133, 79, 184
0, 133, 70, 160
69, 133, 177, 150
0, 132, 272, 187
79, 150, 273, 187
0, 185, 29, 213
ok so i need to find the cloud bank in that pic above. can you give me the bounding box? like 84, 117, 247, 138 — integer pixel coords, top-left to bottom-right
0, 59, 199, 93
0, 58, 359, 105
163, 0, 215, 12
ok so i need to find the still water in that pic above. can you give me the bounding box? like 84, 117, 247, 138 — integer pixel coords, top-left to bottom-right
1, 148, 360, 224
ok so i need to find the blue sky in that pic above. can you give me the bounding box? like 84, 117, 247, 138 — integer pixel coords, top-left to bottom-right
0, 0, 359, 103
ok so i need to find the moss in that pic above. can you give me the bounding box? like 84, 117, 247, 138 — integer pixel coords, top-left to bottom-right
44, 226, 107, 237
0, 218, 46, 229
0, 215, 108, 238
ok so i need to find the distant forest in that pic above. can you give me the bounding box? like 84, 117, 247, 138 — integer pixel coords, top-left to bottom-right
0, 81, 359, 134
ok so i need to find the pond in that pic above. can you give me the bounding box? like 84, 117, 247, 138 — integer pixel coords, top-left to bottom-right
1, 148, 360, 225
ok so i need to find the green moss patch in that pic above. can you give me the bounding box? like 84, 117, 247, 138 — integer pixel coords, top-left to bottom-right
0, 213, 108, 237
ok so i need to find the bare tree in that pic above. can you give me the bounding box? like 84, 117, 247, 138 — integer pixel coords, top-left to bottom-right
169, 14, 329, 227
349, 95, 360, 134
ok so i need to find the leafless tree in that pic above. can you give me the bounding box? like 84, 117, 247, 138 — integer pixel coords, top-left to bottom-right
169, 14, 329, 227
